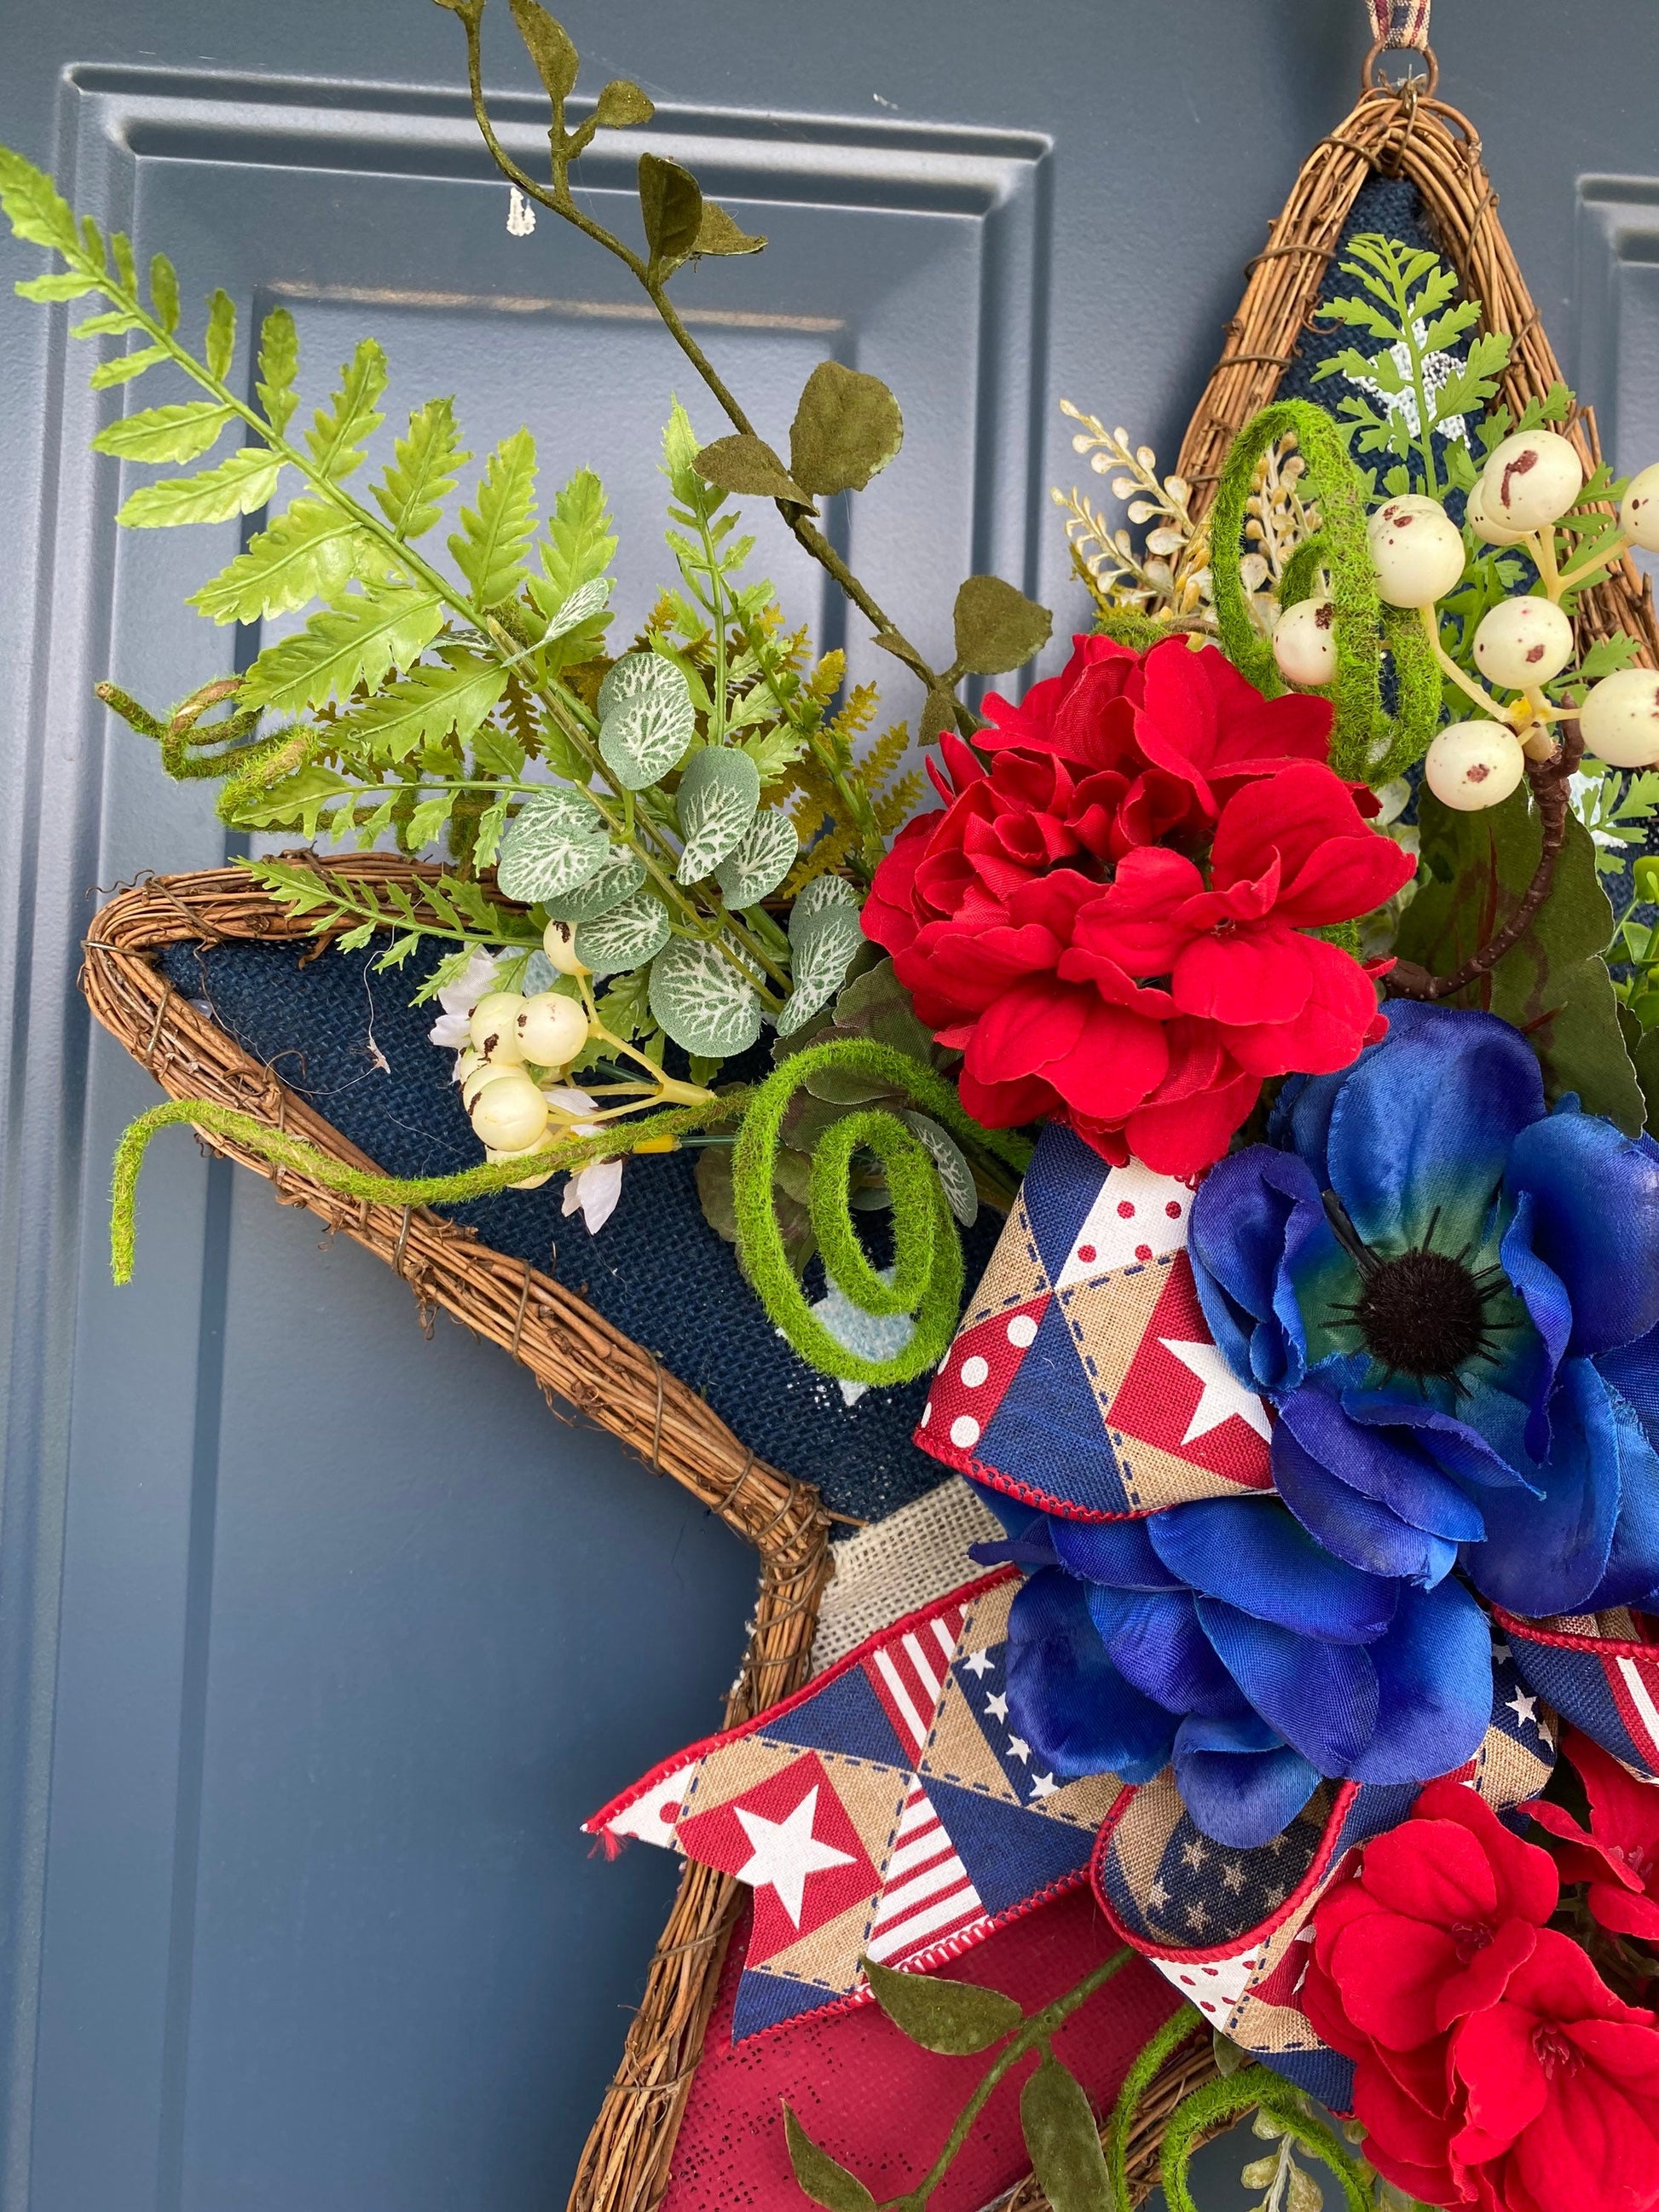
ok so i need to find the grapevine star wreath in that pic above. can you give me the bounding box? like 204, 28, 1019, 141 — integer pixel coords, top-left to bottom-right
14, 0, 1659, 2206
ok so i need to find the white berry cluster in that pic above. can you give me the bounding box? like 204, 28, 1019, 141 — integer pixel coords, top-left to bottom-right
1271, 426, 1659, 812
455, 922, 594, 1187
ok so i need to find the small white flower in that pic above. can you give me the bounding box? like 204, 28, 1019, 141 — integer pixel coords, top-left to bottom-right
542, 1084, 626, 1234
506, 185, 536, 238
428, 948, 505, 1060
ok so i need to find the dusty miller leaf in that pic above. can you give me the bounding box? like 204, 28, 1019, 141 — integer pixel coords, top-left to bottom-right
693, 433, 810, 505
638, 153, 702, 273
373, 397, 467, 541
575, 889, 671, 977
782, 2108, 876, 2212
789, 361, 904, 496
238, 584, 443, 713
860, 1957, 1017, 2054
952, 574, 1054, 675
116, 445, 286, 527
495, 786, 609, 904
648, 937, 761, 1058
675, 745, 760, 881
188, 499, 363, 623
449, 428, 539, 609
714, 809, 798, 908
508, 0, 579, 101
1396, 787, 1643, 1132
598, 651, 696, 789
540, 847, 646, 923
92, 401, 234, 465
1020, 2055, 1110, 2212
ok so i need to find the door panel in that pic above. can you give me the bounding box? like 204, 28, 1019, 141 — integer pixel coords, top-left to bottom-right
7, 4, 1659, 2207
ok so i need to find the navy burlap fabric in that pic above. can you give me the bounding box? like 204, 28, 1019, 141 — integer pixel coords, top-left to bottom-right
159, 935, 997, 1522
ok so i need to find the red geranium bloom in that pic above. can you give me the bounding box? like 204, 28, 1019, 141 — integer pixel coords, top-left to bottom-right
1528, 1729, 1659, 1941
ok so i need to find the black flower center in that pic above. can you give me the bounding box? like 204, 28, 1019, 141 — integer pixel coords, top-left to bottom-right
1322, 1197, 1514, 1391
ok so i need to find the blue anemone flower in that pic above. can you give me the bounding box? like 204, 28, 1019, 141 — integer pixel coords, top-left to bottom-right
1189, 1002, 1659, 1620
972, 1481, 1494, 1849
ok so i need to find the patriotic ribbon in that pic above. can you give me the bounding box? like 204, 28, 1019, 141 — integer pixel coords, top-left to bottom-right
1367, 0, 1431, 48
1496, 1606, 1659, 1781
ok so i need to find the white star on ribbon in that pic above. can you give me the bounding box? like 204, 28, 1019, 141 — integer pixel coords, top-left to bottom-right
732, 1785, 857, 1928
1506, 1689, 1540, 1730
1159, 1338, 1273, 1444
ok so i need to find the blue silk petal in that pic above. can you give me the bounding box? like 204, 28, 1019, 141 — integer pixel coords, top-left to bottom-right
1050, 1515, 1185, 1591
1272, 1420, 1462, 1585
1280, 1377, 1488, 1541
1503, 1114, 1659, 1359
1498, 1187, 1573, 1458
1459, 1357, 1623, 1615
1084, 1584, 1254, 1719
1194, 1597, 1378, 1772
1601, 1319, 1659, 1446
1321, 1002, 1544, 1254
1171, 1713, 1323, 1850
1346, 1576, 1494, 1785
1147, 1498, 1399, 1645
1587, 1383, 1659, 1608
1336, 1372, 1534, 1492
1004, 1568, 1176, 1783
1188, 1147, 1334, 1394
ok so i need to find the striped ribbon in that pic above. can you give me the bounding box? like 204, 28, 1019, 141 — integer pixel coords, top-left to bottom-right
1367, 0, 1431, 45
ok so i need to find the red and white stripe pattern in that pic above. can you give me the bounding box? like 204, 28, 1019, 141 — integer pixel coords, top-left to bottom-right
864, 1602, 970, 1760
864, 1780, 988, 1965
1609, 1652, 1659, 1771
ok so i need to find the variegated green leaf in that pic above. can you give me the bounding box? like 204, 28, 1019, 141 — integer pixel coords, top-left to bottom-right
575, 889, 671, 977
238, 584, 444, 713
449, 428, 538, 609
188, 500, 365, 624
714, 809, 798, 908
92, 401, 235, 465
902, 1113, 977, 1227
675, 746, 760, 882
778, 875, 864, 1036
539, 846, 645, 922
647, 936, 761, 1058
598, 651, 695, 791
304, 338, 387, 485
541, 575, 611, 643
326, 653, 507, 763
495, 787, 609, 903
372, 396, 466, 541
116, 444, 286, 526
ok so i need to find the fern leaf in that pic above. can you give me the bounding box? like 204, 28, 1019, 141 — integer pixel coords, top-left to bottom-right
15, 269, 99, 301
875, 770, 923, 832
229, 762, 359, 835
204, 290, 235, 382
239, 584, 445, 713
92, 401, 234, 465
0, 145, 78, 255
257, 308, 300, 434
373, 397, 466, 540
188, 500, 367, 624
116, 444, 286, 526
304, 338, 388, 485
90, 344, 171, 390
448, 429, 538, 609
326, 653, 506, 765
536, 466, 617, 602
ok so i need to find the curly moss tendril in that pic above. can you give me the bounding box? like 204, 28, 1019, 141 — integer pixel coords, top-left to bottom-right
109, 1091, 749, 1286
1210, 398, 1440, 786
731, 1039, 1031, 1387
1157, 2066, 1373, 2212
1102, 2005, 1209, 2207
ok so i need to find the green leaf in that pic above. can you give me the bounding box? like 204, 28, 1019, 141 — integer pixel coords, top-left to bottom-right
92, 400, 235, 464
952, 573, 1054, 676
326, 652, 507, 762
257, 307, 300, 435
693, 433, 811, 505
592, 78, 655, 128
598, 651, 697, 790
714, 809, 798, 907
638, 153, 702, 274
575, 889, 671, 977
373, 396, 466, 540
226, 761, 359, 835
103, 228, 130, 288
238, 583, 444, 713
90, 344, 171, 390
648, 936, 761, 1058
691, 200, 766, 258
902, 1114, 978, 1227
509, 0, 579, 101
537, 465, 616, 600
15, 269, 98, 300
148, 251, 180, 333
1020, 2055, 1110, 2212
860, 1957, 1017, 2053
781, 2108, 876, 2212
116, 444, 285, 526
779, 874, 864, 1036
204, 288, 236, 381
71, 309, 146, 338
541, 847, 646, 922
449, 429, 539, 609
540, 575, 611, 644
675, 745, 761, 881
188, 500, 365, 623
495, 786, 609, 903
304, 338, 388, 486
0, 145, 79, 255
789, 361, 904, 497
1396, 788, 1644, 1131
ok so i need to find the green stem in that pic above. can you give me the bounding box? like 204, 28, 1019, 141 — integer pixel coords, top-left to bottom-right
888, 1948, 1132, 2212
109, 1091, 749, 1285
1103, 2007, 1208, 2210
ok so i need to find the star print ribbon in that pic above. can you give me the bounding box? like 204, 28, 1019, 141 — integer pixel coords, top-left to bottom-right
914, 1126, 1275, 1520
1493, 1604, 1659, 1782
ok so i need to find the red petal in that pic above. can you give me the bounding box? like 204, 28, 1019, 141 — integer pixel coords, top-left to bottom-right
1566, 1727, 1659, 1866
1353, 2049, 1462, 2202
1452, 1997, 1549, 2151
1040, 1004, 1171, 1123
1173, 921, 1321, 1027
1364, 1816, 1502, 1929
1211, 937, 1385, 1077
1512, 2031, 1659, 2212
956, 1066, 1061, 1130
1436, 1916, 1539, 2031
1587, 1880, 1659, 1941
1329, 1912, 1460, 2050
1412, 1782, 1562, 1927
1069, 845, 1204, 976
1123, 1057, 1259, 1177
962, 976, 1092, 1083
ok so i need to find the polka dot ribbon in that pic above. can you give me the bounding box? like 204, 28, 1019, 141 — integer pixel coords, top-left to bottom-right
1366, 0, 1431, 47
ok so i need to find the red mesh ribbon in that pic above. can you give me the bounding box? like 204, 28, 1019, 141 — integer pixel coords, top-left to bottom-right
1367, 0, 1431, 45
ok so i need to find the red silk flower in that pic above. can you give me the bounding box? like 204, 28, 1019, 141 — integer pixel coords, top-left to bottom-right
1528, 1729, 1659, 1941
862, 636, 1413, 1177
1300, 1780, 1659, 2212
